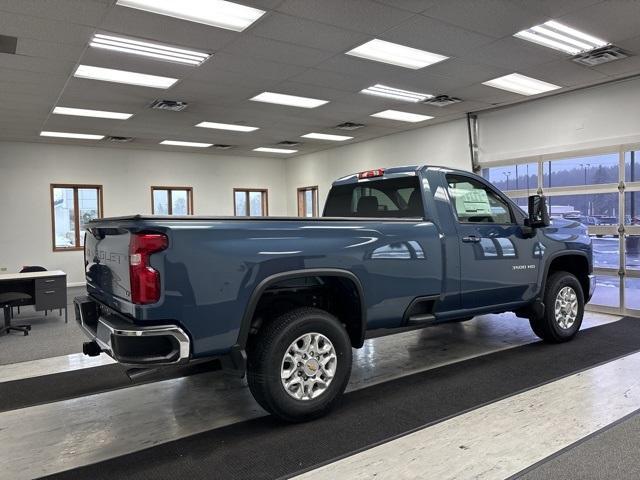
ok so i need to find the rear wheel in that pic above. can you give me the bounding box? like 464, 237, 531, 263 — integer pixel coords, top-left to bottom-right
529, 271, 584, 343
247, 307, 352, 422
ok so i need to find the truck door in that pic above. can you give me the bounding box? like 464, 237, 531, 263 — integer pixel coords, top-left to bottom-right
445, 173, 540, 309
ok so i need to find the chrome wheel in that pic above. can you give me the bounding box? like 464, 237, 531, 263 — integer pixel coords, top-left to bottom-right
554, 286, 578, 329
281, 332, 337, 401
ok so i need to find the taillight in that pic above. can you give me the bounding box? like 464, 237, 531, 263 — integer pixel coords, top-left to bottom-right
129, 233, 168, 305
358, 168, 385, 179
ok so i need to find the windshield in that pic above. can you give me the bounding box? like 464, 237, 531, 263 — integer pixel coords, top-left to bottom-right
323, 176, 423, 218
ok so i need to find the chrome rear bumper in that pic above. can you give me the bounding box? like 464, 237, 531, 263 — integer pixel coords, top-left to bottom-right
74, 295, 190, 366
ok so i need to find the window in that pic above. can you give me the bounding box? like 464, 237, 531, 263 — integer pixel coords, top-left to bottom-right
482, 162, 538, 192
544, 153, 618, 188
447, 175, 513, 224
234, 189, 268, 216
323, 176, 423, 218
151, 187, 193, 215
51, 184, 103, 251
297, 186, 319, 217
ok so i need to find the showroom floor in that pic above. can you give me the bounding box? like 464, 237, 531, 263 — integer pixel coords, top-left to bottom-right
1, 308, 636, 479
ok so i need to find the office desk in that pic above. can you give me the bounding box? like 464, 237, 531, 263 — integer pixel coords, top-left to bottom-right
0, 270, 68, 323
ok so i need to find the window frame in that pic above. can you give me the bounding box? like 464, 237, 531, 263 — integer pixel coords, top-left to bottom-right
50, 183, 104, 252
233, 188, 269, 217
445, 173, 516, 226
151, 186, 194, 215
297, 186, 319, 217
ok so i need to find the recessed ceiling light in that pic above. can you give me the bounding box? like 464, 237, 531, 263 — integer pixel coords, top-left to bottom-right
482, 73, 561, 96
370, 110, 433, 123
361, 84, 433, 102
514, 20, 608, 55
52, 106, 133, 120
302, 133, 353, 142
160, 140, 212, 147
195, 121, 259, 132
250, 92, 329, 109
74, 65, 178, 89
116, 0, 265, 32
253, 147, 298, 154
346, 39, 448, 69
40, 131, 104, 140
90, 33, 210, 66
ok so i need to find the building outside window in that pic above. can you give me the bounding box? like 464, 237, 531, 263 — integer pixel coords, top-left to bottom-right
234, 189, 268, 216
297, 186, 319, 217
151, 187, 193, 215
51, 184, 103, 250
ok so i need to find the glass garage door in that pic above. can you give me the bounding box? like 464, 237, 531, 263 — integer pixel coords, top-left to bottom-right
482, 147, 640, 316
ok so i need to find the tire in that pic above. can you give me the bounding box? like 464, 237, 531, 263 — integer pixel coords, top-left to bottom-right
529, 271, 584, 343
246, 307, 352, 422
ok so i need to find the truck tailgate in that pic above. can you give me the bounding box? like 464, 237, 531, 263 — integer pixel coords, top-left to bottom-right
85, 227, 132, 302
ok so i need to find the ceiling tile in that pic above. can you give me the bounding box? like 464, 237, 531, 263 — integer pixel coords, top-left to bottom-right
423, 0, 547, 38
520, 59, 609, 87
288, 69, 374, 92
16, 37, 86, 62
460, 37, 566, 70
380, 14, 495, 58
373, 0, 437, 13
0, 11, 94, 45
195, 51, 306, 82
275, 0, 415, 34
249, 12, 368, 51
0, 52, 76, 75
0, 0, 114, 27
556, 0, 640, 43
220, 34, 334, 67
510, 0, 604, 18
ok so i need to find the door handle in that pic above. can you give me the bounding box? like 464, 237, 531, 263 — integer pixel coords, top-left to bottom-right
462, 235, 481, 243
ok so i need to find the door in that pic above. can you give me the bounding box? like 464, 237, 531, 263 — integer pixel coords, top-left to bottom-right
446, 174, 540, 309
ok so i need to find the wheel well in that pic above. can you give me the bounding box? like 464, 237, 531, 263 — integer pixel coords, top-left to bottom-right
249, 275, 365, 348
547, 255, 590, 296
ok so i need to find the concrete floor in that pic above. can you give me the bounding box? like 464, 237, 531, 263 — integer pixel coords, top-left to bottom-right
0, 311, 621, 480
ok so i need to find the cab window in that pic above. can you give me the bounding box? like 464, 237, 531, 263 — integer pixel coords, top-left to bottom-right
446, 174, 513, 224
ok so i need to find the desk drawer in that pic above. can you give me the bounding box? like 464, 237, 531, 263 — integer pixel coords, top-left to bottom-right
35, 288, 66, 310
35, 277, 66, 291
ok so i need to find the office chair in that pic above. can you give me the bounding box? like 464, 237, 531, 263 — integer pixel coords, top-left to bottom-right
13, 266, 46, 317
1, 292, 32, 336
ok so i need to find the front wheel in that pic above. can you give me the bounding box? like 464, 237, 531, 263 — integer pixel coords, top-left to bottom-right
247, 307, 352, 422
530, 271, 584, 343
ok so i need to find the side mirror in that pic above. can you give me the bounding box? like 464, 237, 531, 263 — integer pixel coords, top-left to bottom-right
527, 195, 551, 228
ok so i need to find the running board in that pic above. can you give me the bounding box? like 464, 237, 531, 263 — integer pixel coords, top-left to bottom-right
365, 314, 438, 340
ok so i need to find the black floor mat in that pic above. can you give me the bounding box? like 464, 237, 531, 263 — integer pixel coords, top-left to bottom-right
0, 359, 221, 413
43, 316, 640, 480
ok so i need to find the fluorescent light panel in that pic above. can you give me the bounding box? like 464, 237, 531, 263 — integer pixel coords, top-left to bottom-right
90, 33, 210, 66
254, 147, 297, 154
195, 121, 258, 132
116, 0, 265, 32
371, 110, 433, 123
514, 20, 608, 55
250, 92, 328, 109
361, 84, 433, 102
161, 140, 212, 148
482, 73, 560, 96
40, 131, 104, 140
52, 106, 133, 120
75, 65, 178, 89
346, 39, 448, 69
302, 133, 353, 142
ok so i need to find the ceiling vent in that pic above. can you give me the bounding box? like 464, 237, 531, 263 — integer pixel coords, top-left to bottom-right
422, 95, 462, 107
212, 144, 233, 150
334, 122, 365, 131
572, 45, 629, 66
278, 140, 300, 147
0, 34, 17, 54
149, 99, 189, 111
106, 136, 133, 143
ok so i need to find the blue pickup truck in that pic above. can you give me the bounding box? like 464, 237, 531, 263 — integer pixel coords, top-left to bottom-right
75, 165, 594, 421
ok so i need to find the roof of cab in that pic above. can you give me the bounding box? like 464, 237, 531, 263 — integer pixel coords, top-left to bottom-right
332, 164, 467, 186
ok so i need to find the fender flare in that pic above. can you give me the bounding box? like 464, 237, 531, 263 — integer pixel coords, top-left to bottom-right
236, 268, 367, 349
539, 250, 590, 298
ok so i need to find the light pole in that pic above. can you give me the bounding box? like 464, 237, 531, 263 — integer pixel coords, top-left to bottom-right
579, 163, 591, 185
503, 171, 511, 190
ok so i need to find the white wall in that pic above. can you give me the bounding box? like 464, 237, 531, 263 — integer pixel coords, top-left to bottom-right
478, 76, 640, 164
285, 118, 472, 214
0, 141, 287, 284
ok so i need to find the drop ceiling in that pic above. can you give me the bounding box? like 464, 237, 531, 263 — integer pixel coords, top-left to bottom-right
0, 0, 639, 157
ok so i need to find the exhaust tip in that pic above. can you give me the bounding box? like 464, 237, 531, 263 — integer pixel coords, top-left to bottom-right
83, 341, 102, 357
